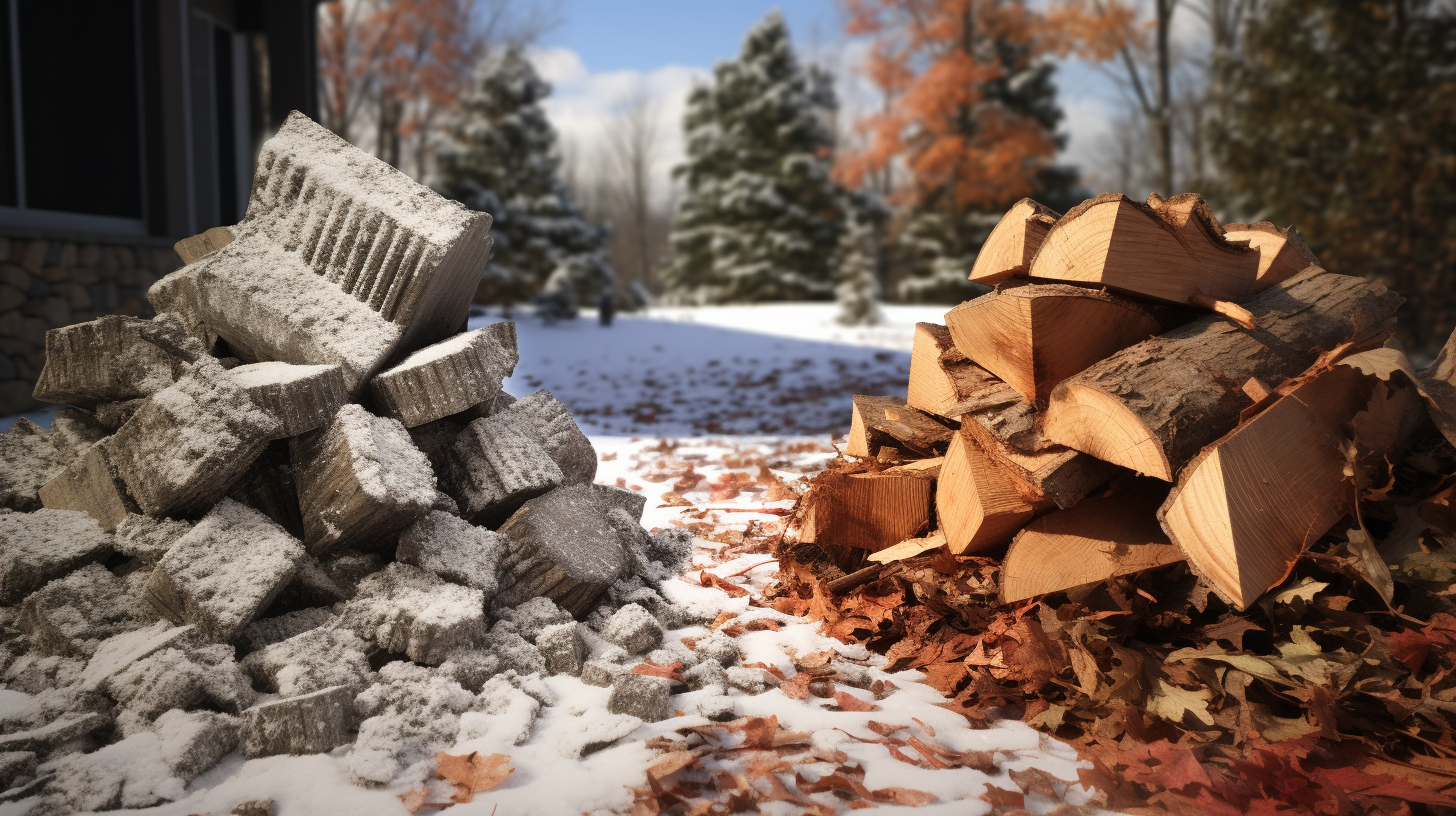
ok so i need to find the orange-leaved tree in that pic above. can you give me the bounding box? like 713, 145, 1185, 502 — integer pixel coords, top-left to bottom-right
838, 0, 1078, 302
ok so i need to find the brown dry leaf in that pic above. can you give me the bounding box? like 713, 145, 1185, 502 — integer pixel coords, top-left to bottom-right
867, 721, 908, 736
830, 690, 880, 712
647, 750, 699, 780
631, 661, 687, 684
435, 751, 513, 803
399, 788, 430, 813
981, 784, 1026, 809
699, 571, 749, 597
1009, 766, 1065, 799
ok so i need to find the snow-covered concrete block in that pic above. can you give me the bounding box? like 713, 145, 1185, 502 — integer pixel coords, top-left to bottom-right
37, 440, 137, 531
143, 499, 306, 642
498, 596, 573, 643
457, 677, 539, 752
349, 662, 475, 786
0, 418, 63, 512
438, 648, 501, 694
191, 112, 492, 393
152, 709, 239, 783
242, 626, 374, 698
112, 514, 191, 564
104, 643, 256, 730
35, 731, 184, 811
395, 511, 501, 595
684, 660, 727, 692
607, 673, 672, 723
581, 659, 628, 689
80, 622, 198, 692
498, 389, 596, 484
31, 314, 204, 408
553, 708, 641, 760
0, 508, 111, 604
693, 632, 742, 668
240, 607, 336, 654
0, 751, 35, 790
47, 409, 108, 462
726, 666, 771, 695
369, 322, 519, 428
698, 693, 736, 722
441, 412, 562, 528
292, 404, 435, 555
231, 799, 275, 816
228, 361, 348, 438
340, 563, 485, 665
592, 484, 647, 522
93, 397, 146, 431
241, 684, 354, 758
18, 563, 148, 657
0, 713, 109, 754
482, 629, 545, 675
108, 363, 281, 518
537, 622, 587, 676
494, 484, 629, 617
602, 603, 663, 655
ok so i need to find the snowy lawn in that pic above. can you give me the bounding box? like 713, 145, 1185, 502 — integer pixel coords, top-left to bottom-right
0, 304, 1107, 815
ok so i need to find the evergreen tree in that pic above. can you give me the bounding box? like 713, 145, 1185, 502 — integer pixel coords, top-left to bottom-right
1211, 0, 1456, 352
435, 46, 614, 311
663, 12, 847, 303
836, 217, 885, 327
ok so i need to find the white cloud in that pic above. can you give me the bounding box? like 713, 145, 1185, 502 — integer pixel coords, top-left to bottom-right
529, 46, 707, 208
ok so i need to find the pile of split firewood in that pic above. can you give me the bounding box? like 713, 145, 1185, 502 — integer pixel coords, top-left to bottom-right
0, 114, 699, 813
773, 193, 1456, 814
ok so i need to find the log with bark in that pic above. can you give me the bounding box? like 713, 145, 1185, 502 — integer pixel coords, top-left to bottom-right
845, 395, 956, 459
1043, 267, 1403, 481
906, 323, 1020, 420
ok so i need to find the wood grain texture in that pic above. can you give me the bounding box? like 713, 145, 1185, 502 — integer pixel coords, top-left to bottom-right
907, 322, 1022, 419
959, 415, 1115, 510
1223, 221, 1319, 288
968, 198, 1059, 285
1028, 193, 1261, 305
1158, 364, 1379, 609
798, 467, 936, 551
1001, 478, 1181, 603
369, 322, 519, 428
936, 429, 1052, 555
945, 283, 1165, 405
1044, 267, 1403, 481
845, 395, 956, 459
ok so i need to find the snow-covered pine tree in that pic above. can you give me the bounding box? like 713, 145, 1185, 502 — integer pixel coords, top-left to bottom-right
434, 46, 614, 312
836, 194, 889, 326
663, 12, 847, 304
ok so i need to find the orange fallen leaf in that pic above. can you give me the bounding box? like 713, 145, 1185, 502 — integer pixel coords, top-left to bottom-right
699, 571, 749, 597
831, 691, 880, 712
647, 749, 700, 780
435, 751, 512, 804
399, 788, 430, 813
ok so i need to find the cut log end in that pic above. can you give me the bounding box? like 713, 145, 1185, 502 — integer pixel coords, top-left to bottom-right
1043, 383, 1172, 481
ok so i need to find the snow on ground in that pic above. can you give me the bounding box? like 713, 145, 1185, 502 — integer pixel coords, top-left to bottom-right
0, 304, 1103, 815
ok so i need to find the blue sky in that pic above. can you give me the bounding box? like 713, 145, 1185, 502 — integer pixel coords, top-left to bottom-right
539, 1, 843, 74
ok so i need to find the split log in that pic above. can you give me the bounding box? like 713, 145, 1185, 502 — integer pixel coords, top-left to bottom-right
959, 417, 1115, 510
39, 441, 138, 531
173, 226, 236, 265
867, 530, 946, 564
944, 283, 1169, 405
494, 484, 630, 617
32, 314, 206, 408
107, 363, 281, 518
1160, 348, 1425, 609
292, 404, 435, 554
906, 323, 1020, 419
1000, 478, 1182, 603
1223, 221, 1318, 288
967, 198, 1059, 286
798, 462, 937, 551
192, 112, 492, 393
229, 362, 348, 438
845, 395, 956, 459
937, 429, 1052, 555
369, 322, 519, 428
1027, 193, 1261, 307
1043, 268, 1403, 481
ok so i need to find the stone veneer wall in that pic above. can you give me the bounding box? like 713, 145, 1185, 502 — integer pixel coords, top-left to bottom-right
0, 234, 180, 415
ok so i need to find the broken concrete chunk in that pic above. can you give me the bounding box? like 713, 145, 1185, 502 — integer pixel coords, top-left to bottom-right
482, 629, 546, 675
35, 730, 184, 811
553, 708, 642, 760
592, 484, 647, 523
498, 596, 573, 642
293, 404, 436, 555
494, 484, 629, 618
104, 643, 256, 729
143, 499, 306, 642
602, 603, 663, 655
340, 563, 486, 665
607, 673, 672, 723
18, 563, 148, 657
369, 322, 519, 428
48, 409, 108, 462
441, 412, 563, 528
0, 418, 63, 512
537, 622, 587, 676
395, 511, 502, 595
438, 648, 501, 694
232, 799, 276, 816
152, 709, 239, 783
0, 508, 111, 604
80, 622, 199, 692
193, 112, 492, 394
113, 514, 192, 564
0, 713, 109, 754
242, 625, 374, 698
108, 363, 281, 518
698, 694, 736, 722
148, 267, 219, 352
241, 684, 354, 758
349, 662, 477, 785
37, 439, 137, 531
0, 751, 35, 790
173, 225, 236, 265
500, 389, 597, 484
727, 666, 771, 695
31, 314, 206, 408
684, 660, 728, 692
240, 607, 337, 654
93, 398, 146, 431
693, 632, 742, 668
228, 362, 347, 438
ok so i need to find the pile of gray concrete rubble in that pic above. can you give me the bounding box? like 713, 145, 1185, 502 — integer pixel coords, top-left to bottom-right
0, 113, 718, 814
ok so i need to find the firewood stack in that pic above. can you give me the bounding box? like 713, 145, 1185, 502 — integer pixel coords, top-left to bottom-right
0, 113, 694, 805
793, 192, 1456, 611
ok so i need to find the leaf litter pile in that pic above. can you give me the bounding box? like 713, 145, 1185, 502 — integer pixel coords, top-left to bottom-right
769, 403, 1456, 814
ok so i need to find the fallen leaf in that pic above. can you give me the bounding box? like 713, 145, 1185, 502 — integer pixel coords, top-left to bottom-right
1146, 680, 1215, 727
830, 690, 880, 712
700, 571, 749, 597
435, 752, 512, 803
399, 788, 430, 813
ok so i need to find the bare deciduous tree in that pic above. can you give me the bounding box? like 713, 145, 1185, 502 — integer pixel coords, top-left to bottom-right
602, 81, 662, 292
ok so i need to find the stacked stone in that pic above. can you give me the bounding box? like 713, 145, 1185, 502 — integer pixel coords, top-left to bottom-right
0, 238, 176, 415
0, 112, 701, 813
